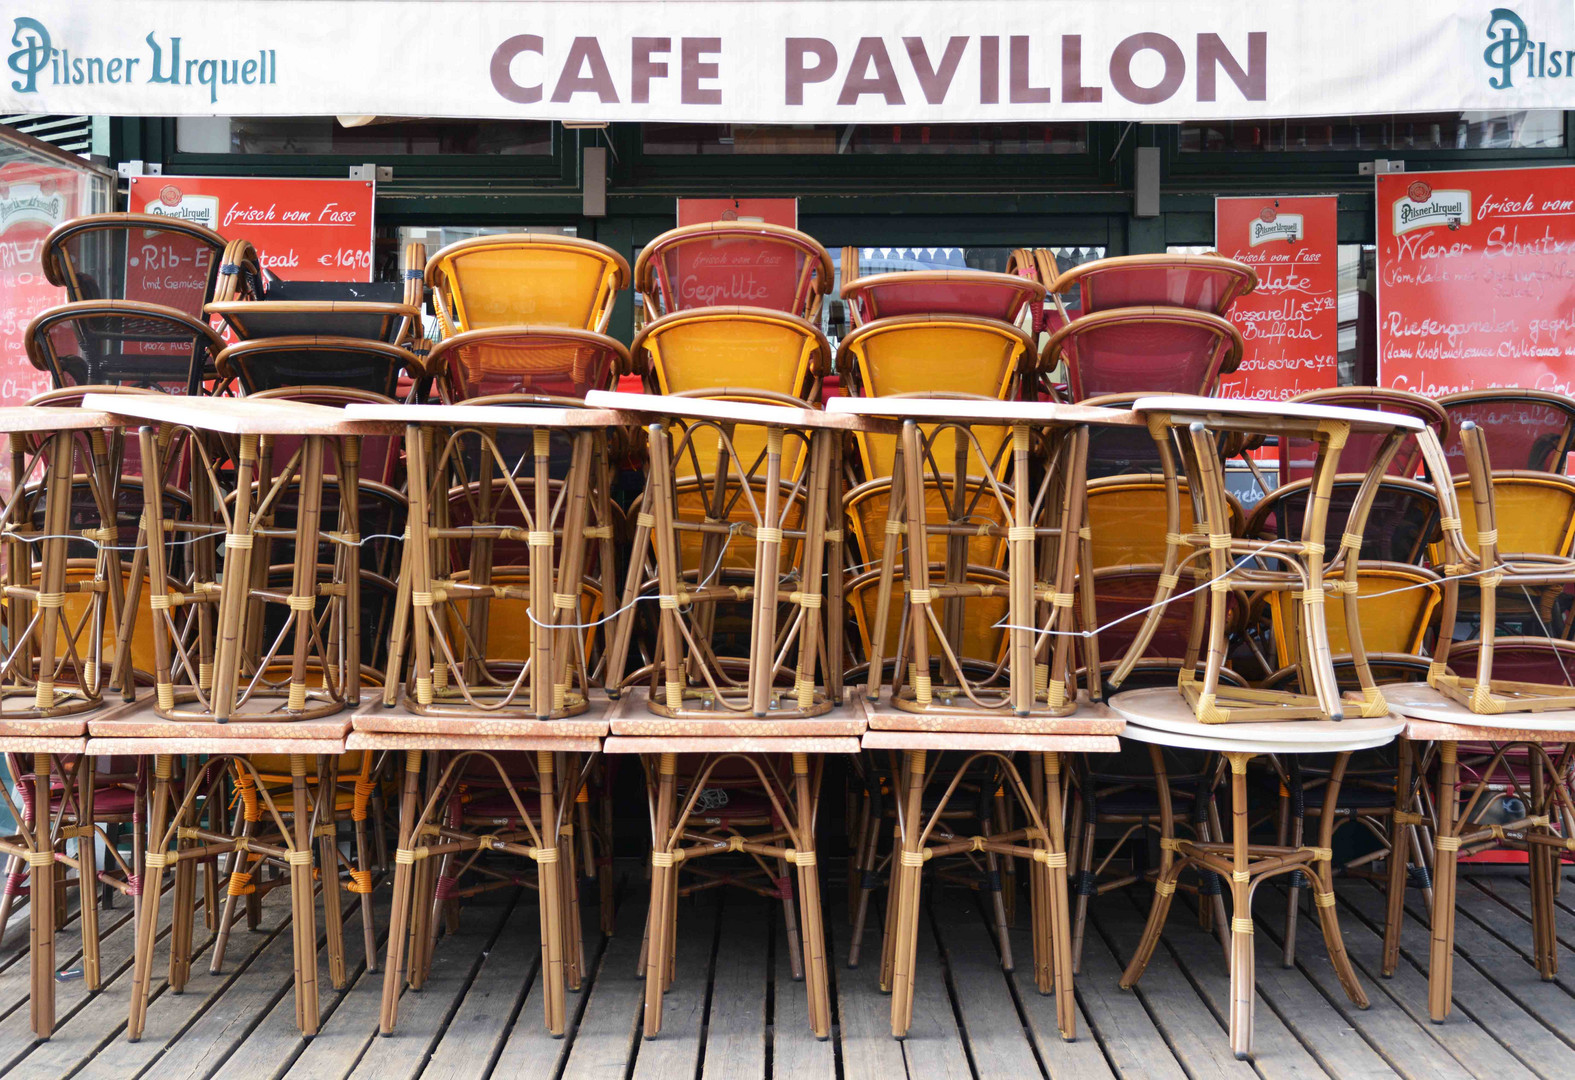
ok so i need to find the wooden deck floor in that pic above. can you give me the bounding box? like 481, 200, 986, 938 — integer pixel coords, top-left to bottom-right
3, 863, 1575, 1079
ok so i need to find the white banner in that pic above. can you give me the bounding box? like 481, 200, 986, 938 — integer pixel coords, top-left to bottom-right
5, 1, 1575, 122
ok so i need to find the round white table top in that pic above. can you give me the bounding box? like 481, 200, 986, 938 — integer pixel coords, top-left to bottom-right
1108, 687, 1405, 752
1383, 681, 1575, 730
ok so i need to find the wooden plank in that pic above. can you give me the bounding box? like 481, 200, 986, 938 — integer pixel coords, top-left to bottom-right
1066, 913, 1189, 1080
930, 891, 1046, 1080
771, 906, 835, 1080
17, 894, 246, 1079
488, 873, 612, 1079
629, 899, 720, 1080
1140, 893, 1344, 1080
1338, 880, 1558, 1080
1470, 875, 1575, 960
556, 878, 645, 1080
698, 899, 767, 1080
339, 892, 519, 1080
896, 900, 973, 1080
128, 890, 373, 1080
831, 895, 911, 1080
416, 897, 543, 1080
190, 894, 390, 1080
0, 895, 163, 1072
1093, 889, 1257, 1079
1248, 889, 1472, 1080
0, 901, 107, 1020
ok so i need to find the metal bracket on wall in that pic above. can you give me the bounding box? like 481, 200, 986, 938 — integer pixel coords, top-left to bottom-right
1358, 159, 1406, 175
117, 160, 162, 178
349, 163, 393, 181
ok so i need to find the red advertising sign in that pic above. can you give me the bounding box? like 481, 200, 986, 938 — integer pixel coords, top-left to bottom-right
1377, 165, 1575, 396
676, 198, 797, 229
127, 175, 376, 291
0, 161, 80, 411
1213, 194, 1340, 401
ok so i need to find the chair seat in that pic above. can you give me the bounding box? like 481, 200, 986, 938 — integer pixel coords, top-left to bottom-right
683, 790, 782, 827
1093, 787, 1197, 817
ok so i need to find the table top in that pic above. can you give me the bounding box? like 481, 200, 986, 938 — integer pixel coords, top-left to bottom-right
81, 393, 405, 437
584, 389, 900, 433
825, 394, 1144, 428
603, 735, 862, 754
343, 402, 632, 430
1109, 686, 1405, 752
858, 688, 1126, 736
1385, 681, 1575, 737
861, 730, 1122, 752
0, 407, 123, 434
1133, 394, 1426, 434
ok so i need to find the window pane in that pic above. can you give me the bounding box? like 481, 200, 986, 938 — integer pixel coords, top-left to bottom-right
1178, 111, 1563, 153
642, 123, 1088, 156
177, 117, 554, 155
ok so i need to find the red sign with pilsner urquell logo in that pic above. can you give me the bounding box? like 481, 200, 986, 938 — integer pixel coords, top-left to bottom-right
126, 175, 376, 299
1378, 165, 1575, 395
1213, 194, 1339, 401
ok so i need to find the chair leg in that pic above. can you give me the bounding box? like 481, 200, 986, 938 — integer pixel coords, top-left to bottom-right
317, 756, 347, 991
1041, 753, 1077, 1040
1070, 812, 1095, 976
1382, 740, 1414, 977
791, 754, 830, 1039
289, 758, 320, 1035
1120, 747, 1180, 992
889, 750, 926, 1039
779, 856, 803, 980
128, 755, 174, 1042
536, 752, 567, 1036
167, 765, 199, 995
77, 758, 101, 991
846, 794, 882, 968
643, 753, 678, 1040
1225, 754, 1255, 1062
29, 755, 55, 1038
1309, 755, 1366, 1009
380, 750, 423, 1036
1428, 742, 1459, 1024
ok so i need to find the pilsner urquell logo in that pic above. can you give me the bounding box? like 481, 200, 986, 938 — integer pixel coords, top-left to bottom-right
1249, 208, 1303, 247
1393, 180, 1472, 236
8, 17, 276, 102
1483, 7, 1575, 89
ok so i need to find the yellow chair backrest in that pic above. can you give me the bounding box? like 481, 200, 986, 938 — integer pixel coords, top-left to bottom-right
443, 569, 603, 662
1268, 563, 1440, 665
847, 566, 1008, 668
1086, 475, 1241, 569
1452, 473, 1575, 557
671, 476, 806, 574
426, 234, 629, 336
633, 307, 830, 400
57, 561, 156, 683
838, 316, 1034, 481
662, 391, 812, 482
844, 477, 1009, 570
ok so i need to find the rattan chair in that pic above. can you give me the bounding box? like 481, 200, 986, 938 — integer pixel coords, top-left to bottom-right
1429, 419, 1575, 713
1281, 388, 1449, 485
426, 233, 628, 336
636, 221, 832, 321
26, 301, 227, 396
1044, 307, 1245, 402
1048, 253, 1257, 317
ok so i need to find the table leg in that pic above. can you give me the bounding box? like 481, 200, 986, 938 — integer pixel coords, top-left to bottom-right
1225, 752, 1254, 1061
1428, 741, 1459, 1023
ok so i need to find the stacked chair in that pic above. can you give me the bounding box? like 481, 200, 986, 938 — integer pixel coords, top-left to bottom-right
601, 221, 847, 1040
20, 204, 1575, 1071
365, 232, 630, 1037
